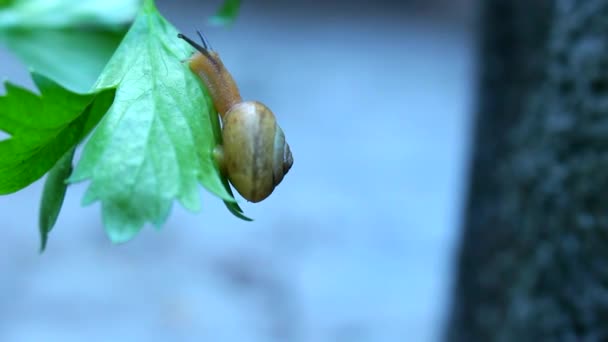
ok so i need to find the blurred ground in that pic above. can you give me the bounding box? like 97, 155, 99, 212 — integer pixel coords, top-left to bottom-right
0, 1, 475, 341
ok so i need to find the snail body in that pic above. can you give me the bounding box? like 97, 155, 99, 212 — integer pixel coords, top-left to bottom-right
178, 32, 293, 203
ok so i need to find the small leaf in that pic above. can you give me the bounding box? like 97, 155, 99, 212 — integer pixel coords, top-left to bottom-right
0, 0, 140, 91
0, 0, 140, 29
39, 147, 76, 252
69, 0, 244, 243
222, 181, 252, 221
0, 72, 116, 194
0, 0, 16, 9
209, 0, 241, 26
0, 28, 126, 92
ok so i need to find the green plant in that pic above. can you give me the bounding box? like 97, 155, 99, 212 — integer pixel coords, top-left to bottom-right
0, 0, 247, 251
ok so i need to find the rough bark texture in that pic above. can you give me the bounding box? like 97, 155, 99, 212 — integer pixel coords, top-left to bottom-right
448, 1, 608, 341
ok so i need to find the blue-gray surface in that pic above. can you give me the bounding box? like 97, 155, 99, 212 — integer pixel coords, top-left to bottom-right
0, 1, 474, 341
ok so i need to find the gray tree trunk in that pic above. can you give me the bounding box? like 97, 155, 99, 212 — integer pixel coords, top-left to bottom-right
447, 1, 608, 341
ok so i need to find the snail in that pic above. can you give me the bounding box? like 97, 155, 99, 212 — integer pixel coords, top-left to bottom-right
178, 31, 293, 203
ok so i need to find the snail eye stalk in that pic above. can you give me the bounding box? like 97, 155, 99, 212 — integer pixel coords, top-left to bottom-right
197, 30, 213, 51
177, 32, 215, 62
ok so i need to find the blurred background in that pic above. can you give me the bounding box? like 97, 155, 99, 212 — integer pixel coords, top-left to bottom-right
0, 0, 476, 341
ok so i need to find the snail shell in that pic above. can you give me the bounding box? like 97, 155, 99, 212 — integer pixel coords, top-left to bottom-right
219, 101, 293, 202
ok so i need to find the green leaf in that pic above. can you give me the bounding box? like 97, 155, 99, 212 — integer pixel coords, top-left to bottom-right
39, 147, 76, 252
69, 0, 245, 243
0, 0, 140, 29
223, 181, 252, 222
0, 0, 16, 9
209, 0, 241, 26
0, 0, 140, 92
0, 28, 126, 92
0, 72, 116, 194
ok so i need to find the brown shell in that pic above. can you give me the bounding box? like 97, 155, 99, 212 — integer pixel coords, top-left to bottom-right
222, 101, 293, 202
